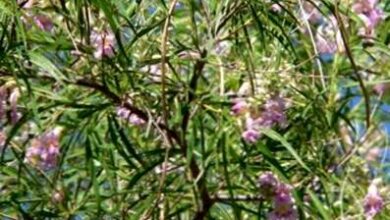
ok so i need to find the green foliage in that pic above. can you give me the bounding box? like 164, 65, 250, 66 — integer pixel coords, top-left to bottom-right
0, 0, 390, 219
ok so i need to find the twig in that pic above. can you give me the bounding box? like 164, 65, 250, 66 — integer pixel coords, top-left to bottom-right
298, 0, 326, 89
332, 2, 373, 168
160, 0, 177, 130
331, 3, 371, 128
141, 1, 179, 219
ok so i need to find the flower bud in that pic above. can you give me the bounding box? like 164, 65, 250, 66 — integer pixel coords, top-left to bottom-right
363, 183, 383, 219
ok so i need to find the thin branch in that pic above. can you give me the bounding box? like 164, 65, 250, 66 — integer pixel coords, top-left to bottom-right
298, 0, 326, 89
0, 70, 183, 148
141, 1, 179, 219
331, 3, 371, 128
160, 0, 177, 131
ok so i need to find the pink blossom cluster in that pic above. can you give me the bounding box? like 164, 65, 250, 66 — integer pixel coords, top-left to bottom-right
232, 96, 287, 144
230, 100, 248, 116
353, 0, 385, 41
259, 172, 298, 220
24, 128, 61, 170
315, 33, 338, 56
373, 82, 390, 95
363, 183, 384, 219
258, 171, 279, 198
33, 15, 53, 32
0, 86, 21, 124
302, 1, 323, 25
314, 16, 344, 60
91, 30, 116, 59
116, 107, 145, 126
20, 0, 54, 32
300, 1, 344, 61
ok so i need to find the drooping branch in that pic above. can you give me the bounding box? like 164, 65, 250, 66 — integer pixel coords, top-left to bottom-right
0, 70, 183, 147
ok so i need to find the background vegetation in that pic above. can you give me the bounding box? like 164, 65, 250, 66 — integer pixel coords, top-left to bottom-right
1, 0, 390, 219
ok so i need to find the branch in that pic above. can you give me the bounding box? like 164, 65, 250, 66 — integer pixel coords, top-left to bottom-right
182, 52, 212, 220
0, 70, 183, 148
140, 1, 180, 219
331, 3, 371, 128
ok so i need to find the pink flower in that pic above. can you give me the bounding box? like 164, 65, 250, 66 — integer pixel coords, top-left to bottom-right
367, 8, 384, 28
231, 100, 248, 116
262, 96, 287, 126
271, 4, 282, 13
316, 32, 338, 55
363, 183, 383, 219
268, 183, 298, 220
214, 40, 230, 55
116, 107, 145, 125
274, 183, 294, 205
259, 172, 279, 198
353, 0, 384, 41
18, 0, 53, 32
246, 97, 287, 129
25, 128, 62, 170
0, 87, 21, 124
19, 0, 34, 8
128, 114, 145, 125
240, 96, 287, 144
91, 30, 116, 59
0, 131, 5, 149
116, 107, 129, 118
357, 9, 384, 37
353, 0, 378, 14
0, 86, 6, 120
302, 1, 323, 24
245, 116, 258, 129
140, 64, 163, 82
373, 83, 390, 95
258, 172, 298, 219
9, 88, 21, 124
34, 15, 53, 32
267, 208, 298, 220
366, 147, 381, 161
242, 129, 261, 143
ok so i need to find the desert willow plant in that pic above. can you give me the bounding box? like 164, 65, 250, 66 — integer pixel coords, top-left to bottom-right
0, 0, 390, 219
